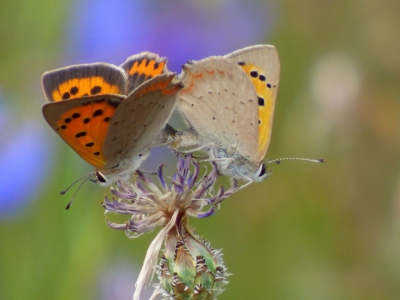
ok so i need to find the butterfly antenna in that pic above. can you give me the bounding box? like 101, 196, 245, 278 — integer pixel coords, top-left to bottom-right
65, 176, 92, 210
139, 169, 158, 175
60, 173, 94, 195
266, 157, 326, 164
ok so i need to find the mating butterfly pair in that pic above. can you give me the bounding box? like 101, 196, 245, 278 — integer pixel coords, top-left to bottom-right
42, 45, 280, 189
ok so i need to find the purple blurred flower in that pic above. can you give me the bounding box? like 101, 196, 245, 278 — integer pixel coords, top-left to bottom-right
98, 260, 154, 300
0, 99, 53, 218
64, 0, 275, 70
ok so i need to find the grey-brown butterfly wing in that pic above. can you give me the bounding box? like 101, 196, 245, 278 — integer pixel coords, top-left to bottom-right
120, 52, 170, 94
42, 63, 127, 102
103, 73, 181, 166
225, 45, 280, 163
177, 56, 259, 157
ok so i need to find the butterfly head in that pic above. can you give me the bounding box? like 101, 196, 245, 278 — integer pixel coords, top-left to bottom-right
91, 169, 131, 187
237, 161, 271, 182
91, 171, 111, 186
213, 154, 271, 183
254, 162, 269, 182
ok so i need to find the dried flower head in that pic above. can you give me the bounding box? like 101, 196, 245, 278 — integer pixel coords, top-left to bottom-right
103, 154, 238, 300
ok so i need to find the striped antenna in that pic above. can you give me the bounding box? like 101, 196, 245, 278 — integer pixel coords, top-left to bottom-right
60, 172, 95, 210
265, 158, 325, 164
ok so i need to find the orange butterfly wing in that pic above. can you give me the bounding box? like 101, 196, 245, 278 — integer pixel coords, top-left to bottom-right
42, 96, 123, 170
42, 63, 129, 170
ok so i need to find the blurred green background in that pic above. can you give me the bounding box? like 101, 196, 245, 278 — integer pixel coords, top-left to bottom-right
1, 0, 400, 299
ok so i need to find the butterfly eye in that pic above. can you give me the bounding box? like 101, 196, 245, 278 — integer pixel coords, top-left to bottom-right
256, 163, 266, 178
95, 171, 107, 183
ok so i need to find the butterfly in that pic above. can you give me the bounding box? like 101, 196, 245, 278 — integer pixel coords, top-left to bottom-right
173, 45, 280, 187
42, 52, 181, 187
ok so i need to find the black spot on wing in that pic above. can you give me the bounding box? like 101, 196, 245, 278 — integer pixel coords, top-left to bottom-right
62, 92, 70, 100
93, 109, 103, 117
75, 131, 87, 138
91, 86, 102, 95
70, 87, 78, 95
250, 71, 258, 78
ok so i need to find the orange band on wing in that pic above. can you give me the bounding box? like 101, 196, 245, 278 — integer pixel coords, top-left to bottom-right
52, 77, 122, 101
180, 68, 204, 94
137, 76, 180, 97
128, 58, 166, 78
239, 63, 275, 157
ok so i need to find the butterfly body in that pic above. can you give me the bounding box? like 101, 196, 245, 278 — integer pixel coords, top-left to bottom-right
42, 53, 181, 186
175, 45, 280, 184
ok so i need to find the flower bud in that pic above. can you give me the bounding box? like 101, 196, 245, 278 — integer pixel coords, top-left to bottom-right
156, 219, 228, 300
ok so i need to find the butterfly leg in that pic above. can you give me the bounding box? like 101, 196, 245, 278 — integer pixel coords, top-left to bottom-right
139, 169, 158, 175
199, 157, 234, 164
191, 155, 209, 159
177, 142, 214, 155
237, 168, 273, 190
237, 176, 254, 190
